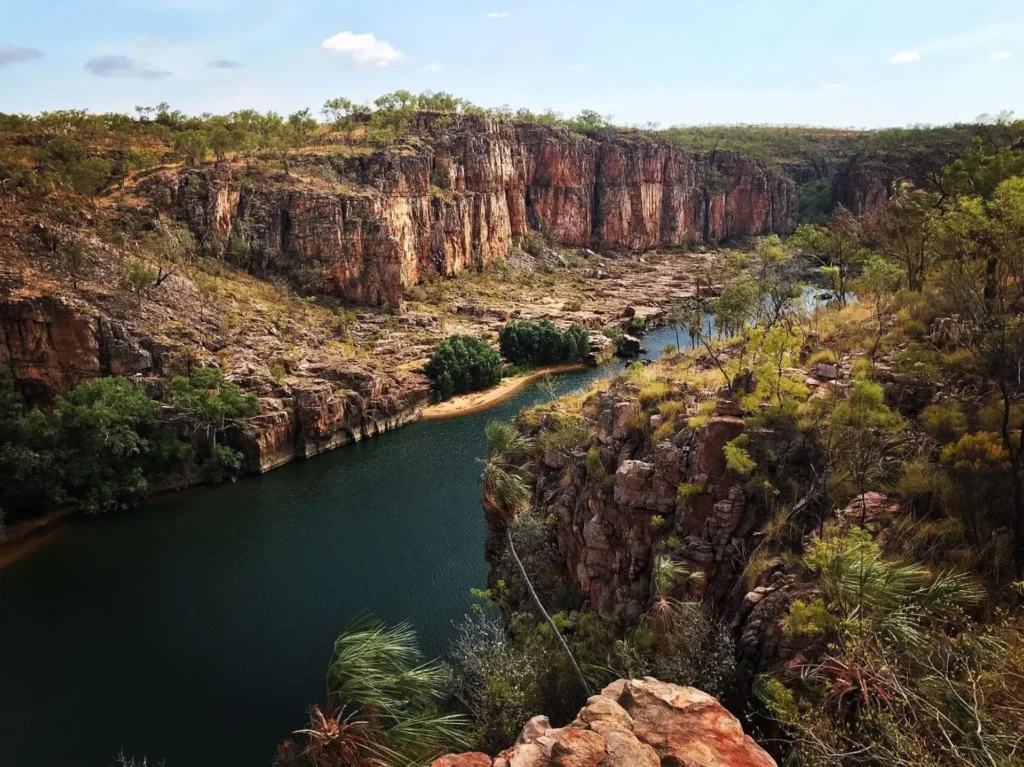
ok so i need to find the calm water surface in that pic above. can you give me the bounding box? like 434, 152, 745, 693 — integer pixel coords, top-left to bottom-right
0, 328, 677, 767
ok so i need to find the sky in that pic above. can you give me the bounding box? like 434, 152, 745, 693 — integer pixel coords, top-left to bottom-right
1, 0, 1022, 129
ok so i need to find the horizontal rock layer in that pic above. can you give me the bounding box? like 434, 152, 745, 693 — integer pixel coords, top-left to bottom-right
0, 296, 428, 475
158, 115, 797, 305
433, 677, 776, 767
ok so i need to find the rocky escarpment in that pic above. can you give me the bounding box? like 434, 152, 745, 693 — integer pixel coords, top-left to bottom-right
501, 395, 764, 620
434, 677, 776, 767
151, 115, 796, 305
0, 295, 429, 473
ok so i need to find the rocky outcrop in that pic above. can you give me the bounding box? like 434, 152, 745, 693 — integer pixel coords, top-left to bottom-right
831, 154, 893, 214
498, 391, 764, 620
433, 678, 776, 767
153, 116, 796, 305
0, 295, 429, 476
0, 296, 151, 405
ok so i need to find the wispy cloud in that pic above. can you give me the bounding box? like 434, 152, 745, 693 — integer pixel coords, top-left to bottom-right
0, 45, 43, 68
321, 31, 403, 67
421, 62, 443, 72
920, 22, 1024, 54
207, 59, 243, 69
486, 12, 510, 18
890, 22, 1024, 64
890, 51, 921, 64
568, 62, 588, 72
822, 83, 844, 91
85, 54, 172, 79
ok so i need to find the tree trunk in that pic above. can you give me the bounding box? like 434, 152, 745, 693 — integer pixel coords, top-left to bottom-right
505, 527, 591, 698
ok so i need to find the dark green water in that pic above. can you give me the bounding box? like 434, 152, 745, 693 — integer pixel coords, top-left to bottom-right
0, 328, 677, 767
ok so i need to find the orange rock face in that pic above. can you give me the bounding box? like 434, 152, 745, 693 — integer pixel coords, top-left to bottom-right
0, 297, 101, 403
160, 116, 796, 305
432, 678, 776, 767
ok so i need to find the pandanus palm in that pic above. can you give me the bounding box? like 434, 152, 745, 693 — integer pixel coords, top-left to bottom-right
481, 421, 591, 697
297, 619, 469, 767
649, 555, 704, 634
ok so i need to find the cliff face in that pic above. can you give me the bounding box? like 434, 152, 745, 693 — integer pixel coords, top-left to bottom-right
0, 297, 152, 406
499, 394, 763, 620
434, 677, 776, 767
0, 296, 429, 475
156, 116, 796, 305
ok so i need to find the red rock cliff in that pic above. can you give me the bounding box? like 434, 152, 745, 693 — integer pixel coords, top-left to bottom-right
157, 116, 796, 305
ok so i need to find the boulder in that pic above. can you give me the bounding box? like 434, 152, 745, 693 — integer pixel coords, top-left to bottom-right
432, 678, 776, 767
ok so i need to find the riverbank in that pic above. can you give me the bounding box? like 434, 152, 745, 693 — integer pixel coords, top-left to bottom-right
420, 363, 588, 420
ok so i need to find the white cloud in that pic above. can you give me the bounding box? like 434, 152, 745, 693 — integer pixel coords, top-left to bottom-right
822, 83, 844, 91
991, 50, 1013, 61
421, 62, 443, 72
321, 32, 403, 68
890, 51, 921, 64
486, 12, 510, 18
568, 63, 588, 72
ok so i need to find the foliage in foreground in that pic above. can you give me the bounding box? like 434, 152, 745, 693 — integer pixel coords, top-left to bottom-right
276, 620, 468, 767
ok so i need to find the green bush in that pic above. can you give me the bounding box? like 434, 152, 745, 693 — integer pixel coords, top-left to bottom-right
425, 335, 503, 400
499, 320, 590, 367
0, 368, 187, 519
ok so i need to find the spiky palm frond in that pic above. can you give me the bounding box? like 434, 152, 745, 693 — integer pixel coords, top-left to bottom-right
293, 706, 389, 767
484, 421, 534, 462
382, 710, 472, 767
327, 620, 437, 719
481, 462, 531, 523
651, 555, 704, 599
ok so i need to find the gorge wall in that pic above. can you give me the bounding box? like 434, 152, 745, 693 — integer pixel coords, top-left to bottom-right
154, 115, 797, 305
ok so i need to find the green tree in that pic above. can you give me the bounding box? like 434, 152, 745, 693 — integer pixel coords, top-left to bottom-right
166, 367, 258, 482
425, 336, 503, 400
53, 377, 179, 515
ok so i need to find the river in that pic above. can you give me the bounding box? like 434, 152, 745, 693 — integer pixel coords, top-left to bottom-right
0, 327, 679, 767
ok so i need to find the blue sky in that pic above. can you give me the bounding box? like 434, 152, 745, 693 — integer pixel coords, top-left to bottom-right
1, 0, 1022, 128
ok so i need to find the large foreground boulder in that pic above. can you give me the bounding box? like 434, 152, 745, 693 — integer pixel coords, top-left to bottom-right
433, 677, 776, 767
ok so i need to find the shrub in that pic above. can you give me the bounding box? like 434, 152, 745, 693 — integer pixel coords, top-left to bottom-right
499, 320, 589, 367
425, 335, 503, 400
920, 400, 969, 444
0, 368, 186, 519
539, 414, 590, 454
638, 380, 670, 406
724, 436, 756, 475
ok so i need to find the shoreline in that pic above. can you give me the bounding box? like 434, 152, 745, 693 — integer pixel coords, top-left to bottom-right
420, 363, 588, 420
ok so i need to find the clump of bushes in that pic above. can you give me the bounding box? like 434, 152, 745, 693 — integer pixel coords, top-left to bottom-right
0, 368, 187, 520
425, 335, 503, 400
499, 320, 590, 367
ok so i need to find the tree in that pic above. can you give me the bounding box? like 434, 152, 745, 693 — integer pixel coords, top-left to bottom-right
166, 367, 258, 482
790, 208, 870, 306
285, 620, 469, 767
498, 320, 589, 367
53, 377, 180, 515
425, 336, 503, 400
933, 175, 1024, 574
822, 379, 903, 526
481, 421, 590, 697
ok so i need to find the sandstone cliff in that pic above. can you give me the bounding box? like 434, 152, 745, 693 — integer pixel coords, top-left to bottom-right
434, 677, 776, 767
151, 115, 796, 305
